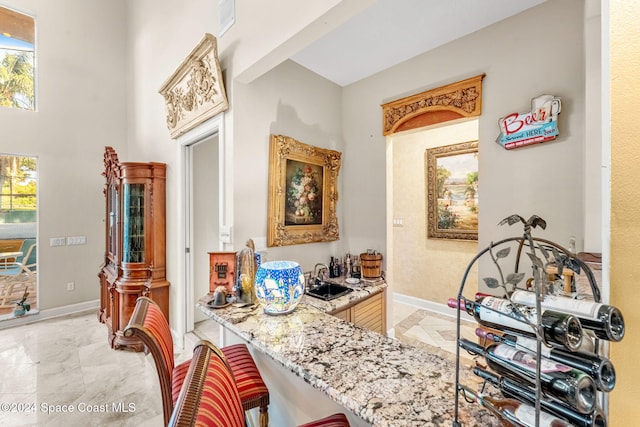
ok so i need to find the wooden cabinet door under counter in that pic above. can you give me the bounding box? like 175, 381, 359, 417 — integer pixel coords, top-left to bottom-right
329, 290, 386, 334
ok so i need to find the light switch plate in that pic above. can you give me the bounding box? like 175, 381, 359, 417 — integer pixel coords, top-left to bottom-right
67, 236, 87, 245
219, 225, 232, 244
50, 237, 66, 246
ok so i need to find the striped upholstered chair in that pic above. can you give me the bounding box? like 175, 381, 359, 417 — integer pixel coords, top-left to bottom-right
124, 297, 269, 427
170, 340, 351, 427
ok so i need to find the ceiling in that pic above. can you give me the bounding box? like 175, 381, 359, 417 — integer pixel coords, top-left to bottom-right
291, 0, 546, 86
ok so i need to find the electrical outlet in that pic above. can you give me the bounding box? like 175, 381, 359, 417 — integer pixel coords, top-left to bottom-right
67, 282, 75, 291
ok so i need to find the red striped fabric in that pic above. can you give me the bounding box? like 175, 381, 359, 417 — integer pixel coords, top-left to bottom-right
194, 352, 246, 427
171, 359, 191, 404
298, 413, 350, 427
143, 302, 175, 371
221, 344, 269, 409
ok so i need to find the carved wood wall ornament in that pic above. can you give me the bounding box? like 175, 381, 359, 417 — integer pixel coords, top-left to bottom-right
103, 146, 122, 188
381, 74, 485, 135
159, 33, 229, 139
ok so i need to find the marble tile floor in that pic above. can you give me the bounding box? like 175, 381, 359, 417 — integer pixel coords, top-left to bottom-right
0, 302, 471, 426
392, 301, 478, 365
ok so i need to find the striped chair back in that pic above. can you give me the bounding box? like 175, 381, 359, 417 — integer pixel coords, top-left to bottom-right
124, 296, 176, 425
169, 340, 245, 427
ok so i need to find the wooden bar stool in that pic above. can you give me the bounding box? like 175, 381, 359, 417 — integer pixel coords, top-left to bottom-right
170, 340, 351, 427
124, 297, 269, 427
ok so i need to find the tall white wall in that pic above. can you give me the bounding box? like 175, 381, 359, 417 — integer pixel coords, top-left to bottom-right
1, 0, 598, 330
125, 0, 218, 330
0, 0, 127, 311
232, 60, 343, 272
124, 0, 357, 329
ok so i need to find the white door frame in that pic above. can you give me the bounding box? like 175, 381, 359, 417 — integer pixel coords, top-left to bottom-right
176, 113, 232, 341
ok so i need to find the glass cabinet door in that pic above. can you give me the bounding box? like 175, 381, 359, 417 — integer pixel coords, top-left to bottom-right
107, 184, 118, 259
122, 183, 145, 263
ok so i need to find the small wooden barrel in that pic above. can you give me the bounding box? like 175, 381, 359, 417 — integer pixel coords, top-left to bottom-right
360, 253, 382, 278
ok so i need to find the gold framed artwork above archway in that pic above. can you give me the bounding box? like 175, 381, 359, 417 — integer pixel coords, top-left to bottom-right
381, 74, 485, 136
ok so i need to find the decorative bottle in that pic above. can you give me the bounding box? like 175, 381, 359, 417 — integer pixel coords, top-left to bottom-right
236, 240, 257, 304
459, 338, 597, 415
473, 367, 607, 427
460, 385, 574, 427
448, 296, 584, 351
344, 253, 352, 278
476, 327, 615, 392
331, 256, 340, 278
509, 290, 625, 342
352, 255, 361, 278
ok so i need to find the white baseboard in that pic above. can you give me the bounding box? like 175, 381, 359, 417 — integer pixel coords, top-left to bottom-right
393, 293, 475, 323
0, 299, 100, 330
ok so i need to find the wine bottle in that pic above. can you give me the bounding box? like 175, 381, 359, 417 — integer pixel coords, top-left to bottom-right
448, 296, 584, 351
459, 384, 574, 427
510, 290, 625, 342
476, 328, 615, 392
329, 257, 336, 278
459, 338, 597, 414
474, 367, 607, 427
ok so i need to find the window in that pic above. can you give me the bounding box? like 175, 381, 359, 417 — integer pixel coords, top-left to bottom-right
0, 6, 35, 111
0, 153, 37, 319
0, 154, 36, 213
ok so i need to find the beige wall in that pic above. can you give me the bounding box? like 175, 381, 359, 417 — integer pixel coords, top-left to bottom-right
343, 0, 588, 312
0, 0, 127, 311
390, 121, 479, 303
1, 0, 595, 323
609, 0, 640, 423
232, 59, 343, 271
124, 0, 367, 333
3, 0, 637, 422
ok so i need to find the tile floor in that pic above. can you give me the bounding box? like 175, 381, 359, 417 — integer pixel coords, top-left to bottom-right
0, 301, 469, 426
392, 301, 478, 364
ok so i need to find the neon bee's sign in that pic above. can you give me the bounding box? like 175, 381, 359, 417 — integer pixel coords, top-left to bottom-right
496, 95, 561, 150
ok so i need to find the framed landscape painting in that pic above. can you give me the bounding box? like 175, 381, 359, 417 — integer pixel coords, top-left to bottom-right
426, 140, 478, 241
267, 135, 341, 247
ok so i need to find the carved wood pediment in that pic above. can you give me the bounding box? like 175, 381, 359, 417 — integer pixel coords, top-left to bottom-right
381, 74, 485, 135
159, 33, 229, 139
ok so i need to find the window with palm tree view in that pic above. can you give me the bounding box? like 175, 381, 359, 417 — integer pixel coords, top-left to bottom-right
0, 6, 35, 111
0, 154, 37, 319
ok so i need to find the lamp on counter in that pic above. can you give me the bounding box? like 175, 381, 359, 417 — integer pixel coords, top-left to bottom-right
254, 260, 305, 315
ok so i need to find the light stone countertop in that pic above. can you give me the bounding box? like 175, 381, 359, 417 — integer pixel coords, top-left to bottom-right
197, 284, 498, 427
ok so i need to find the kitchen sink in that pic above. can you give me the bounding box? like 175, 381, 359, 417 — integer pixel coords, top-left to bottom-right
306, 282, 353, 301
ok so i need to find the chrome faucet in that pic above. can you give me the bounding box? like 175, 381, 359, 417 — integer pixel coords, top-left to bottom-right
312, 263, 329, 287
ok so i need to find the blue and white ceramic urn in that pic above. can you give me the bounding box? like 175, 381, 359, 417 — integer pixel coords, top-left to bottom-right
254, 260, 305, 315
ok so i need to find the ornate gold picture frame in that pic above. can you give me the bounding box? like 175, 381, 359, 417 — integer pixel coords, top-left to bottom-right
267, 135, 341, 247
426, 140, 478, 241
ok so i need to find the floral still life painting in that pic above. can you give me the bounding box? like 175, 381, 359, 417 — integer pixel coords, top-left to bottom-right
285, 161, 323, 225
267, 134, 341, 247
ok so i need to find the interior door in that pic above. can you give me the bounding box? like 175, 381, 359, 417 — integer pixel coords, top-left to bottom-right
189, 135, 219, 323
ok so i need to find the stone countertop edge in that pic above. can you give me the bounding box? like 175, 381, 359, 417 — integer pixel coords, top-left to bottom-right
196, 285, 498, 427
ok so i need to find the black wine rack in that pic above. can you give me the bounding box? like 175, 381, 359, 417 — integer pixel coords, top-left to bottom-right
452, 215, 618, 427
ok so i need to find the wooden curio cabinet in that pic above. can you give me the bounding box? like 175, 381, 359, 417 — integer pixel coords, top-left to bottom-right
98, 146, 170, 351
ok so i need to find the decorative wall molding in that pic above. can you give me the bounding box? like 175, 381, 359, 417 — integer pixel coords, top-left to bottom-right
381, 74, 485, 135
159, 33, 228, 139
